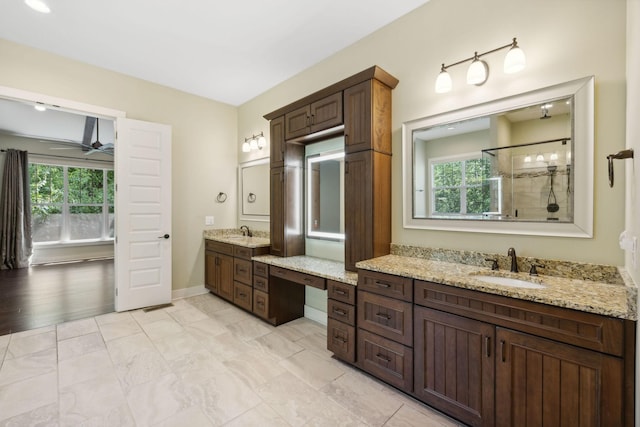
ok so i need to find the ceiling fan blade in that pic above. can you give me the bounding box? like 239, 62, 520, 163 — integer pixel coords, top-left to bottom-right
82, 116, 96, 150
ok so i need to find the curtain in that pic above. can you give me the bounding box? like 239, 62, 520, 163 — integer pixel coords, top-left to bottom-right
0, 149, 33, 269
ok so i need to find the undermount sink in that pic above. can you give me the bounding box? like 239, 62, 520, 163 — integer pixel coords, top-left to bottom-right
471, 275, 546, 289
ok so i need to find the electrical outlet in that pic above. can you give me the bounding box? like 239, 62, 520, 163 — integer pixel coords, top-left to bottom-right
205, 216, 214, 226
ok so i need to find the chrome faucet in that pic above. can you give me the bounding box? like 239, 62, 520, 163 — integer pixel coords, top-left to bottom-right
240, 225, 252, 237
507, 247, 518, 273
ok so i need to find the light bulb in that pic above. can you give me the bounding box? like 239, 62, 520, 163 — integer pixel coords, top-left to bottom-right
250, 138, 258, 150
536, 154, 544, 162
435, 67, 452, 93
257, 135, 266, 148
550, 152, 558, 161
524, 155, 532, 163
467, 58, 488, 85
242, 142, 250, 153
504, 40, 526, 74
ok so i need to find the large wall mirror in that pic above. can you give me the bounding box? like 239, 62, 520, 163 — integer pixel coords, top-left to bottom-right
238, 158, 269, 222
402, 76, 594, 237
305, 135, 345, 240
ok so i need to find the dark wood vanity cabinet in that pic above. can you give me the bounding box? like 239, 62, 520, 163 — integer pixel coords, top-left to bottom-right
327, 280, 357, 363
205, 240, 234, 301
284, 92, 343, 140
414, 279, 633, 427
265, 66, 398, 261
252, 261, 305, 326
356, 270, 414, 392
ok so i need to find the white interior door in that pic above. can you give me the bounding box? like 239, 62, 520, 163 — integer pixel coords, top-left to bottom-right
115, 118, 172, 311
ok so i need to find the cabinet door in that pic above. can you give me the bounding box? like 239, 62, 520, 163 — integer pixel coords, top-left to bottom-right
328, 318, 356, 363
285, 105, 311, 140
414, 307, 495, 427
270, 116, 285, 167
270, 166, 304, 257
205, 252, 218, 294
344, 81, 371, 154
217, 253, 234, 301
496, 327, 624, 427
233, 281, 252, 312
233, 258, 252, 285
310, 92, 343, 133
358, 328, 413, 392
358, 291, 412, 346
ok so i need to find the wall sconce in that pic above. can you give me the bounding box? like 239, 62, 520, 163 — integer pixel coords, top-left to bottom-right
242, 131, 266, 153
435, 37, 526, 93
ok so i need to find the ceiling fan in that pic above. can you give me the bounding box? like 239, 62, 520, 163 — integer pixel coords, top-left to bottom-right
85, 117, 114, 155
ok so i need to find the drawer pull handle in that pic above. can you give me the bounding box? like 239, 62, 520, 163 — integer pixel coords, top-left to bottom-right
374, 281, 391, 288
238, 292, 246, 298
332, 308, 347, 316
333, 336, 347, 344
304, 277, 313, 283
375, 353, 391, 363
335, 289, 347, 296
257, 301, 264, 307
375, 313, 391, 321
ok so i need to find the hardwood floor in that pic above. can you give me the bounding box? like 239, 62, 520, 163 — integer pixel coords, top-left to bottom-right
0, 259, 114, 336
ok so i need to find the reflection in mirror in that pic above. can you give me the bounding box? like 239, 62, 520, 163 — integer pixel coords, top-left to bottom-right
403, 76, 593, 237
238, 158, 269, 221
306, 136, 345, 240
415, 98, 572, 221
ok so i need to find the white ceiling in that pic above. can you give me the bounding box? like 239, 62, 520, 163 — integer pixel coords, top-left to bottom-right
0, 0, 429, 106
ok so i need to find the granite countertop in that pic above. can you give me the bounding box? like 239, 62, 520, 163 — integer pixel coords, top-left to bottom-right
253, 255, 358, 286
203, 229, 270, 248
356, 254, 637, 321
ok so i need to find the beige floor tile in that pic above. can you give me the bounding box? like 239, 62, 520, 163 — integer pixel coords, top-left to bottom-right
98, 316, 143, 342
210, 306, 255, 325
114, 350, 171, 392
126, 373, 192, 426
59, 374, 129, 426
223, 349, 286, 389
224, 402, 290, 427
95, 311, 134, 326
384, 404, 461, 427
168, 306, 209, 325
56, 317, 99, 341
131, 307, 172, 325
0, 372, 57, 422
140, 318, 185, 341
183, 317, 229, 340
202, 331, 255, 362
185, 293, 232, 315
105, 332, 156, 364
0, 347, 57, 387
226, 317, 273, 341
153, 331, 206, 361
0, 402, 57, 427
58, 349, 115, 388
57, 331, 105, 361
154, 405, 214, 427
279, 349, 345, 390
168, 349, 228, 384
5, 329, 56, 359
250, 330, 305, 360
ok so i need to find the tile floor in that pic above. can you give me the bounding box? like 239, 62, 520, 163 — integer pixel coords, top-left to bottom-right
0, 293, 463, 426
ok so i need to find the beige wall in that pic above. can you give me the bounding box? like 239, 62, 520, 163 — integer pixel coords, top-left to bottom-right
0, 38, 238, 291
238, 0, 628, 265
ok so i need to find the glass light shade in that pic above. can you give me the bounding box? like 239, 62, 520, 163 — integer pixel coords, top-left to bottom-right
467, 60, 488, 85
256, 135, 266, 148
504, 46, 526, 74
524, 155, 532, 163
435, 70, 452, 93
550, 152, 558, 161
249, 138, 258, 150
241, 142, 250, 152
25, 0, 50, 13
536, 154, 545, 162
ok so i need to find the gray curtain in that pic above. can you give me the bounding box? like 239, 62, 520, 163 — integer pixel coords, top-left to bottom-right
0, 149, 33, 269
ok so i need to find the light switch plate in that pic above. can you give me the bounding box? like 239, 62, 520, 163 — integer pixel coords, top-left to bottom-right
205, 216, 214, 226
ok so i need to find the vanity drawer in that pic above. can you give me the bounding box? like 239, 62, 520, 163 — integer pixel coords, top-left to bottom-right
328, 299, 356, 326
271, 266, 326, 290
358, 329, 413, 392
205, 240, 233, 255
254, 261, 269, 278
233, 258, 252, 285
414, 280, 625, 356
253, 275, 269, 292
233, 245, 253, 260
233, 282, 252, 312
253, 289, 269, 320
327, 280, 356, 305
358, 291, 413, 346
328, 318, 356, 363
358, 270, 413, 302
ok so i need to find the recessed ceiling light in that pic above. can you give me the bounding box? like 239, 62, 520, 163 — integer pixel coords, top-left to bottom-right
25, 0, 51, 14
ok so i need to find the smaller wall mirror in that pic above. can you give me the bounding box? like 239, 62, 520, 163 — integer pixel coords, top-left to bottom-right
238, 158, 269, 222
305, 136, 345, 240
403, 76, 594, 237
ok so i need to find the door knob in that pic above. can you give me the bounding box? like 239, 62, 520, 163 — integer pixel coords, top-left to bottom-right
158, 234, 170, 239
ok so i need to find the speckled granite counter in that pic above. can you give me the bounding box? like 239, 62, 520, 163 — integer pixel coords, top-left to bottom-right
356, 254, 637, 320
203, 228, 270, 248
253, 255, 358, 286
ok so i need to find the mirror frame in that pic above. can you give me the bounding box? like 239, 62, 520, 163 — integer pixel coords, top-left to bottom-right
238, 157, 270, 222
402, 76, 594, 238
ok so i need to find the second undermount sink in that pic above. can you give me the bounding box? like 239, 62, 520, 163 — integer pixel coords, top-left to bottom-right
471, 274, 546, 289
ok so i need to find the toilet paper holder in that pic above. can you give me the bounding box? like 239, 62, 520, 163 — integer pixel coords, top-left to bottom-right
607, 149, 634, 188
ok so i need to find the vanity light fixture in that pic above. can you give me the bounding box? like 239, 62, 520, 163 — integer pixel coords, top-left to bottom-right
241, 131, 266, 152
25, 0, 50, 13
434, 37, 526, 93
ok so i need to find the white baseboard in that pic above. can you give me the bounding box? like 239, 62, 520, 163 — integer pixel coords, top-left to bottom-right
304, 305, 327, 326
172, 285, 208, 300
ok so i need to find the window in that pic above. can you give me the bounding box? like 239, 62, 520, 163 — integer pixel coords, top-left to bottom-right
429, 154, 495, 217
30, 163, 114, 243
